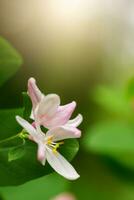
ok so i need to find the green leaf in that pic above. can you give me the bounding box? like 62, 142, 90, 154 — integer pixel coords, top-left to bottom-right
0, 139, 79, 186
0, 174, 67, 200
8, 145, 26, 162
0, 37, 22, 87
0, 108, 24, 150
22, 92, 32, 121
126, 77, 134, 99
60, 139, 79, 161
93, 86, 130, 116
85, 121, 134, 153
84, 121, 134, 169
0, 108, 23, 141
0, 195, 4, 200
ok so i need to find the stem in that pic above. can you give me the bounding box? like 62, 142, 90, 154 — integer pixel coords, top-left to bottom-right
0, 133, 20, 144
0, 130, 28, 144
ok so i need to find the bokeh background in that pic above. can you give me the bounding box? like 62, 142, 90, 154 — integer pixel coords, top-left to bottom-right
1, 0, 134, 199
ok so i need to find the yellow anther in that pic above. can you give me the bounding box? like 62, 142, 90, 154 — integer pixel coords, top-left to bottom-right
46, 136, 53, 145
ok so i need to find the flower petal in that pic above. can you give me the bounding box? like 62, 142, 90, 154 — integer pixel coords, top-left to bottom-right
46, 148, 80, 180
52, 193, 76, 200
37, 94, 60, 119
30, 110, 34, 120
28, 77, 43, 109
46, 126, 81, 142
16, 116, 37, 137
37, 143, 46, 166
66, 114, 83, 127
41, 101, 76, 128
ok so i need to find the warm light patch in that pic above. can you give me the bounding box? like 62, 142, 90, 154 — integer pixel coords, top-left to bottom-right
46, 0, 90, 23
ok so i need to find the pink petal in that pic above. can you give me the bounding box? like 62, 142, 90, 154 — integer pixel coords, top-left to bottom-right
66, 114, 83, 127
37, 143, 46, 166
41, 101, 76, 128
28, 77, 43, 109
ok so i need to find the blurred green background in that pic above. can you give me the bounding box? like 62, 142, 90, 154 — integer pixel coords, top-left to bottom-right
1, 0, 134, 199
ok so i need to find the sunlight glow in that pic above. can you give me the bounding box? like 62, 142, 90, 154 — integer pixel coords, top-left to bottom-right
47, 0, 96, 22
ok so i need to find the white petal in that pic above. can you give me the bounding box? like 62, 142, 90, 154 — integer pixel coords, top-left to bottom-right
37, 94, 60, 118
46, 148, 80, 180
67, 114, 83, 127
37, 143, 46, 166
16, 116, 37, 137
46, 126, 81, 142
30, 109, 34, 120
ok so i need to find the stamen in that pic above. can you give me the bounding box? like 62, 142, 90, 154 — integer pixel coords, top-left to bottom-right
47, 136, 53, 145
52, 141, 64, 154
46, 136, 64, 154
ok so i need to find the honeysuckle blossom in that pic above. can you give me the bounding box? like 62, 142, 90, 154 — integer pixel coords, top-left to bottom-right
16, 77, 83, 180
16, 113, 82, 180
28, 78, 81, 130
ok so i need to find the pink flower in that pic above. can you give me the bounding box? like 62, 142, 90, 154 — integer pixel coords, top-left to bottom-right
28, 78, 83, 134
16, 77, 83, 180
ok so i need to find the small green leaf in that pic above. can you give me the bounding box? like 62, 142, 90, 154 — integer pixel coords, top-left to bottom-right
0, 136, 24, 150
0, 37, 23, 87
8, 145, 26, 162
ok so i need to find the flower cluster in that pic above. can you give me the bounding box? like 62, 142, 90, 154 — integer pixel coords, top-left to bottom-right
16, 78, 83, 180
